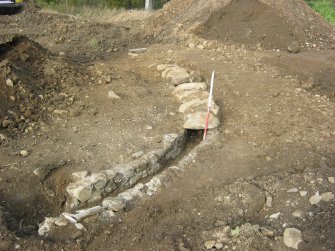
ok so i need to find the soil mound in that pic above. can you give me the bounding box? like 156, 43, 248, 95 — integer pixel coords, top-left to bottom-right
0, 36, 86, 137
195, 0, 302, 50
194, 0, 335, 50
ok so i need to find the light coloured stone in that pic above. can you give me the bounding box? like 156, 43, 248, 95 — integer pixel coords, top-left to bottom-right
87, 192, 102, 204
179, 99, 219, 115
132, 151, 144, 158
188, 43, 195, 49
261, 228, 274, 237
283, 228, 303, 250
102, 197, 126, 211
162, 66, 176, 78
6, 79, 13, 87
72, 171, 89, 181
215, 242, 224, 249
270, 212, 280, 219
183, 112, 220, 130
309, 192, 322, 205
108, 91, 121, 99
174, 82, 207, 93
20, 150, 29, 157
288, 41, 301, 53
204, 240, 216, 250
145, 176, 163, 196
128, 52, 138, 58
38, 217, 58, 236
197, 44, 205, 50
0, 133, 6, 141
300, 191, 307, 197
128, 48, 147, 53
292, 209, 304, 218
287, 188, 298, 193
174, 90, 209, 103
66, 183, 93, 203
165, 67, 189, 86
156, 64, 175, 71
75, 223, 85, 230
328, 177, 335, 184
54, 218, 69, 227
321, 192, 334, 202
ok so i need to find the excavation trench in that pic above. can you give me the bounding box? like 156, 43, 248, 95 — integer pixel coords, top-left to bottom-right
0, 129, 203, 237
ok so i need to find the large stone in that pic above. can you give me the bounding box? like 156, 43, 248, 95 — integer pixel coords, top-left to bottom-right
288, 41, 301, 53
321, 192, 334, 202
309, 192, 322, 205
108, 91, 121, 99
183, 112, 220, 130
66, 183, 93, 203
162, 66, 176, 78
174, 82, 207, 93
5, 79, 13, 87
102, 197, 126, 211
165, 67, 190, 85
72, 171, 89, 181
174, 90, 209, 103
156, 64, 176, 71
283, 228, 303, 249
128, 48, 148, 53
179, 99, 219, 115
38, 217, 58, 236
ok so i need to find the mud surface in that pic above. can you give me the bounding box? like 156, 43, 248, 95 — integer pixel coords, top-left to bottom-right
0, 0, 335, 250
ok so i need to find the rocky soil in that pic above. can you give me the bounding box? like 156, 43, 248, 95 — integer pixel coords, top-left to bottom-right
0, 0, 334, 250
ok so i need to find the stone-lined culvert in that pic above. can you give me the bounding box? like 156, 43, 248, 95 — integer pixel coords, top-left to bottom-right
1, 61, 222, 240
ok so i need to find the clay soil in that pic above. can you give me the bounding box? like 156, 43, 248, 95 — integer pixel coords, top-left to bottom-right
0, 0, 335, 250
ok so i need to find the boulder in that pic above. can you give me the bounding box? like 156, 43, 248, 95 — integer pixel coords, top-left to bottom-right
128, 48, 148, 53
66, 182, 93, 203
183, 112, 220, 129
288, 41, 301, 53
162, 66, 176, 78
165, 67, 190, 85
156, 64, 176, 71
179, 99, 219, 115
283, 228, 303, 249
174, 90, 209, 103
102, 197, 126, 212
174, 82, 207, 93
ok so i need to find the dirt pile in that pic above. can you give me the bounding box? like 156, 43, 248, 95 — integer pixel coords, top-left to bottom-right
194, 0, 334, 50
0, 36, 88, 137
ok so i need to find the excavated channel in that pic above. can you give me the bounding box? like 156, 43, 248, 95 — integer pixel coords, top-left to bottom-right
0, 129, 203, 237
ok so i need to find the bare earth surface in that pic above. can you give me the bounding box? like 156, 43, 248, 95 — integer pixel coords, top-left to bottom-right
0, 0, 335, 250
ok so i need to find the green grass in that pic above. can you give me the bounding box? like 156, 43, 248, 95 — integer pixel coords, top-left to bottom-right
306, 0, 335, 25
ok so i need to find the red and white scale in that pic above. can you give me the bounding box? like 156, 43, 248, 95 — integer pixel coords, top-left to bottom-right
203, 71, 215, 140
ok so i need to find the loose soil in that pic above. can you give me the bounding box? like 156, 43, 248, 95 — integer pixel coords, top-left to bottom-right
0, 0, 334, 250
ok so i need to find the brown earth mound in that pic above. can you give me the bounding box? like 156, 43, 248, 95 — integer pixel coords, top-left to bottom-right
195, 0, 302, 50
0, 36, 88, 137
184, 0, 335, 50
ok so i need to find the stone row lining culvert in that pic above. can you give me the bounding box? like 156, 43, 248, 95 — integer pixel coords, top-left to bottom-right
38, 63, 221, 239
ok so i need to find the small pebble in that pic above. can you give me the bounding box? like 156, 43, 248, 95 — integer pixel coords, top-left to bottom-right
215, 242, 224, 250
20, 150, 29, 157
287, 188, 298, 193
270, 212, 280, 219
75, 223, 85, 230
204, 240, 216, 250
309, 192, 322, 205
321, 192, 334, 202
55, 218, 69, 227
6, 79, 14, 87
292, 209, 304, 218
300, 191, 307, 197
328, 177, 335, 184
